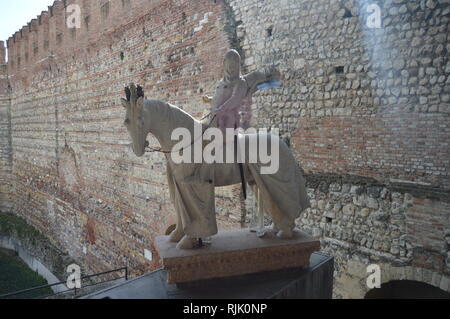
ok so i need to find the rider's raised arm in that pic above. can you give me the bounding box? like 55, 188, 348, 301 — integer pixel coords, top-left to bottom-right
245, 67, 281, 95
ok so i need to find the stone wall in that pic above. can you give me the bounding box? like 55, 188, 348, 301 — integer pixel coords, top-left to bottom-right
1, 0, 449, 298
299, 176, 449, 298
228, 0, 450, 298
229, 0, 449, 186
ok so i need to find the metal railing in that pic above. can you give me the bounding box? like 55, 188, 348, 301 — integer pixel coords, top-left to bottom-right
0, 267, 128, 299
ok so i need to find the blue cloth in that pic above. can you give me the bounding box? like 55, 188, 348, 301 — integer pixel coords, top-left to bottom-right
257, 80, 282, 91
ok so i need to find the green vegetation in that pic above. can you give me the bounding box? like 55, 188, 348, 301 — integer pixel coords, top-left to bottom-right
0, 248, 53, 299
0, 213, 45, 246
0, 212, 78, 298
0, 212, 69, 278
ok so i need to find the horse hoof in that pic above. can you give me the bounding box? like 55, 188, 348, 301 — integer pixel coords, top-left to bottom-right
176, 236, 198, 250
169, 229, 185, 243
271, 223, 280, 233
277, 229, 294, 239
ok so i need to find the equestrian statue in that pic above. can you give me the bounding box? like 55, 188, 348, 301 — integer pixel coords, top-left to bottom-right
121, 50, 310, 249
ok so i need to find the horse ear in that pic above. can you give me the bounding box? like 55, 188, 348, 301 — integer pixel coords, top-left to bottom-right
125, 86, 131, 102
121, 98, 129, 109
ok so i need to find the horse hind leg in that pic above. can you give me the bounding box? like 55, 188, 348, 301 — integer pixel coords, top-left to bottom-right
255, 186, 264, 231
274, 213, 295, 239
271, 209, 295, 239
259, 189, 295, 239
276, 227, 294, 239
249, 171, 295, 239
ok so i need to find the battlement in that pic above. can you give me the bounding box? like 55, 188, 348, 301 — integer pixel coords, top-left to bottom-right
0, 41, 5, 64
5, 0, 162, 73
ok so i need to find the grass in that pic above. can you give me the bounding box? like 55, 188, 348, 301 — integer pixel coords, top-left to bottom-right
0, 212, 74, 280
0, 213, 44, 246
0, 248, 53, 299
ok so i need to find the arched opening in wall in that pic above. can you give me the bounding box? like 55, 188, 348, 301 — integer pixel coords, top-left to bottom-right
365, 280, 450, 299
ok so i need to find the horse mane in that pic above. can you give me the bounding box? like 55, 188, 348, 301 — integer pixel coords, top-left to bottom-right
124, 83, 202, 142
164, 101, 202, 129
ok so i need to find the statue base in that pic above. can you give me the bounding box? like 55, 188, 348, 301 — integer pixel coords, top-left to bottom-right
83, 252, 334, 299
155, 228, 320, 284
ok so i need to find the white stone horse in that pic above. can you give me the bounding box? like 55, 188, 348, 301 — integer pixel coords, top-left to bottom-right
121, 84, 310, 249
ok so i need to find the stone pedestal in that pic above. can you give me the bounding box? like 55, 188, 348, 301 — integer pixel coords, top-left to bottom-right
155, 228, 320, 284
83, 252, 334, 299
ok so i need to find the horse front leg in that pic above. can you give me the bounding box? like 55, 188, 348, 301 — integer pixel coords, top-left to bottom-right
166, 164, 186, 243
168, 209, 199, 248
168, 210, 198, 248
169, 220, 185, 243
167, 192, 188, 243
176, 236, 198, 249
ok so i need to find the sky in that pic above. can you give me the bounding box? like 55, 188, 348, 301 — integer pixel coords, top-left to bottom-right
0, 0, 56, 43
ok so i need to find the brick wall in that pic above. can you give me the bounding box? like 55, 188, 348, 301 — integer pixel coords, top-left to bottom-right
4, 0, 243, 276
0, 40, 12, 213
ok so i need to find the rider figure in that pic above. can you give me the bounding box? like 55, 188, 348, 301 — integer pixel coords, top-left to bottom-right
184, 49, 281, 184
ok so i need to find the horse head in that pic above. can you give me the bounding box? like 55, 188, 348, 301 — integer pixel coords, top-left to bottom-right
121, 83, 149, 157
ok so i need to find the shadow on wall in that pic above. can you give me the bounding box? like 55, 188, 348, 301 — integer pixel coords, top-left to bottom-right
365, 280, 450, 299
